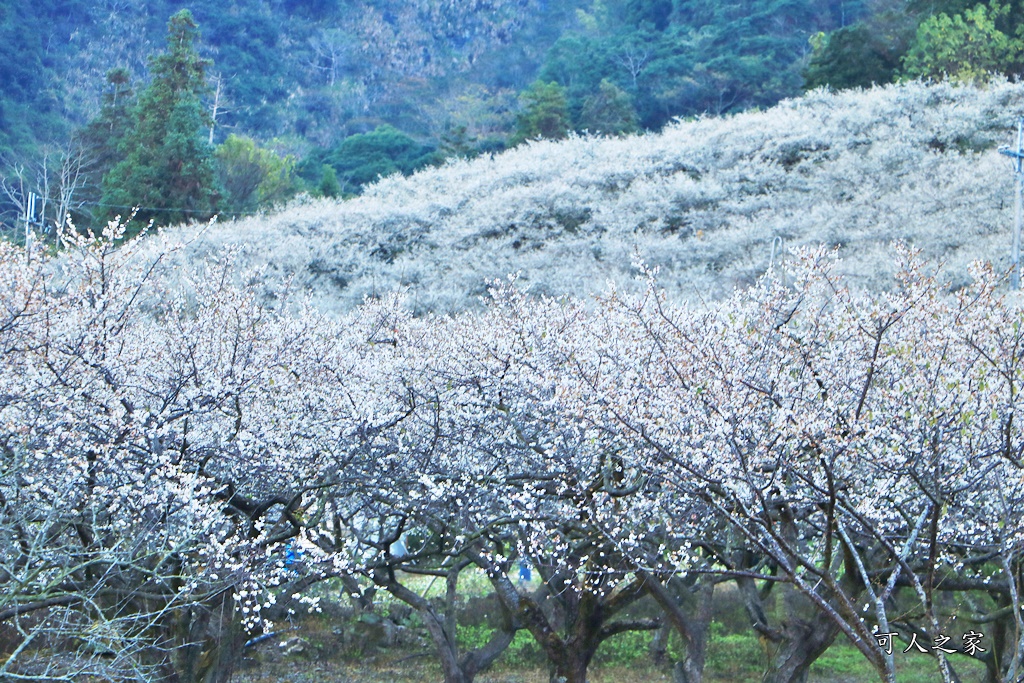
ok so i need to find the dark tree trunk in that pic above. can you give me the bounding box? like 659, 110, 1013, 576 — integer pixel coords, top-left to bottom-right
651, 622, 670, 665
171, 594, 246, 683
202, 603, 246, 683
549, 648, 594, 683
469, 548, 656, 683
374, 564, 517, 683
638, 570, 717, 683
739, 574, 839, 683
546, 590, 602, 683
172, 605, 208, 682
761, 614, 839, 683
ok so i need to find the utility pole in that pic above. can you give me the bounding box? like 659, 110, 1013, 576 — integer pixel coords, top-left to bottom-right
999, 118, 1024, 289
23, 191, 37, 264
767, 235, 783, 274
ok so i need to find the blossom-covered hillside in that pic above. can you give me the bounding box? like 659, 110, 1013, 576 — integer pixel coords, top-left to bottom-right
153, 80, 1024, 313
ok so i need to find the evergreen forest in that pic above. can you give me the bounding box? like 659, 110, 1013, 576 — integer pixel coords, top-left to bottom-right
3, 0, 1024, 236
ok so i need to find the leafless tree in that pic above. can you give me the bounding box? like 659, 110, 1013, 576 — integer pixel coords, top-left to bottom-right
618, 43, 650, 90
0, 144, 90, 241
309, 29, 351, 88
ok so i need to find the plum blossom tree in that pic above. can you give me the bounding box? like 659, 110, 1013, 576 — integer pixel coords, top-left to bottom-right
3, 200, 1024, 683
578, 247, 1024, 683
0, 221, 326, 681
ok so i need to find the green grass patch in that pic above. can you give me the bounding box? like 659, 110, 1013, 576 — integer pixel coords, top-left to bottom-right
502, 630, 543, 667
593, 629, 655, 665
807, 640, 989, 683
705, 631, 768, 680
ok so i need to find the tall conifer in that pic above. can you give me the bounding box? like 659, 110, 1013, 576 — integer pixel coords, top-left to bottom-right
77, 69, 135, 221
102, 10, 218, 230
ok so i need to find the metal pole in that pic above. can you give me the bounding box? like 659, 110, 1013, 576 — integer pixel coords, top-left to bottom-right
1014, 119, 1023, 289
1015, 164, 1022, 290
1001, 119, 1024, 289
24, 192, 31, 265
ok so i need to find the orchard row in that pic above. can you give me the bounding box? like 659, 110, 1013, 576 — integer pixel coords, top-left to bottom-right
1, 225, 1022, 683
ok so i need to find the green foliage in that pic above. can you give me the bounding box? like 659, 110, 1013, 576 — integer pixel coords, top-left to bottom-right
592, 629, 654, 664
432, 85, 517, 151
539, 33, 621, 122
317, 165, 342, 199
76, 69, 136, 217
538, 0, 845, 128
1, 0, 872, 190
193, 8, 288, 135
438, 125, 485, 158
215, 135, 298, 216
7, 0, 976, 221
901, 1, 1023, 82
808, 0, 1024, 93
456, 624, 495, 651
0, 0, 89, 155
500, 629, 542, 666
540, 33, 612, 94
702, 626, 768, 679
458, 623, 658, 668
674, 0, 820, 110
804, 24, 904, 89
579, 79, 639, 135
809, 642, 871, 677
102, 10, 218, 230
305, 125, 440, 196
512, 81, 572, 144
625, 0, 674, 30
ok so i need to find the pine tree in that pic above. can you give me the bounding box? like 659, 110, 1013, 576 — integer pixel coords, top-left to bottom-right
77, 68, 135, 223
102, 10, 218, 231
317, 165, 341, 199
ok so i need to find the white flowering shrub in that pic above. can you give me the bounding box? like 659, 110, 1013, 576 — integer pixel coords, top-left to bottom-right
6, 79, 1024, 680
147, 79, 1024, 315
0, 224, 324, 680
546, 247, 1024, 683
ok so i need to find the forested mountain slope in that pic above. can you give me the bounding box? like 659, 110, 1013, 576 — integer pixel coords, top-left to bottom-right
3, 0, 863, 231
149, 80, 1024, 313
0, 0, 852, 155
10, 0, 1023, 236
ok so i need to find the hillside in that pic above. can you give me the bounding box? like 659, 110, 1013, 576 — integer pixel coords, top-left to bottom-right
148, 80, 1024, 313
3, 0, 868, 232
0, 0, 848, 155
12, 0, 1024, 236
11, 75, 1024, 683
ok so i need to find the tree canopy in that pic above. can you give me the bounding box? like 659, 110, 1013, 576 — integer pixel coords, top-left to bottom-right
101, 10, 218, 230
3, 224, 1023, 682
301, 125, 440, 197
805, 0, 1024, 89
512, 81, 572, 143
215, 134, 297, 217
902, 2, 1023, 82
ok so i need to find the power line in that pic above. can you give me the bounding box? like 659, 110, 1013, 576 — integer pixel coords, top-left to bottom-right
0, 200, 265, 236
80, 200, 263, 216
